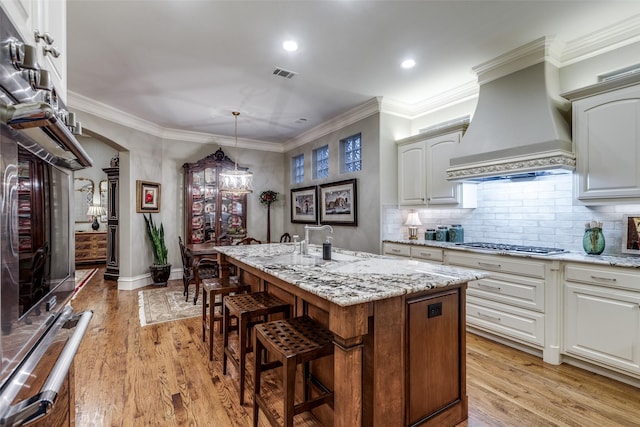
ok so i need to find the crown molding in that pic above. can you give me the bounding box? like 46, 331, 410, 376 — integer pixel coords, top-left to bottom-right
282, 97, 381, 152
380, 81, 479, 120
68, 91, 283, 152
561, 14, 640, 65
68, 91, 164, 137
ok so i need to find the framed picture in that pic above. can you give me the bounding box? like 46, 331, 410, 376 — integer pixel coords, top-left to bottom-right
319, 179, 357, 226
622, 214, 640, 254
136, 180, 161, 213
291, 186, 318, 224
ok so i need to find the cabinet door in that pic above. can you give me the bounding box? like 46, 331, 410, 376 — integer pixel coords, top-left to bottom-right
398, 141, 426, 206
1, 0, 36, 42
34, 0, 67, 103
426, 132, 461, 205
407, 290, 460, 424
574, 85, 640, 201
564, 282, 640, 374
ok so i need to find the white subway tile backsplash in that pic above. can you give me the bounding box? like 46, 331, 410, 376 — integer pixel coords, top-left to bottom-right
382, 174, 639, 255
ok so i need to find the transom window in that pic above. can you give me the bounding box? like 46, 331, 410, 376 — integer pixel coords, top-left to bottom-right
313, 145, 329, 179
341, 133, 361, 173
292, 154, 304, 184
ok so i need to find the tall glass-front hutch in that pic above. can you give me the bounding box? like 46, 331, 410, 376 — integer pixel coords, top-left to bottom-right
183, 148, 247, 244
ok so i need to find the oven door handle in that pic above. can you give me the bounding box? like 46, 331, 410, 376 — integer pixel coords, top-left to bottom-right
0, 310, 93, 427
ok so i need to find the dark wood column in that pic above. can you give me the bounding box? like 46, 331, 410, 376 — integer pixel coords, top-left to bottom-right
102, 166, 119, 281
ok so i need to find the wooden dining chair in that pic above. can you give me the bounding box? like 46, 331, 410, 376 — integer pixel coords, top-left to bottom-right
178, 236, 196, 302
279, 233, 292, 243
236, 237, 262, 245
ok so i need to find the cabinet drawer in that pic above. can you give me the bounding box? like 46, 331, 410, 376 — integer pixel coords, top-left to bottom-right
447, 251, 546, 278
565, 264, 640, 291
76, 249, 93, 258
467, 296, 545, 346
75, 241, 94, 251
383, 243, 410, 257
410, 246, 443, 262
467, 272, 545, 312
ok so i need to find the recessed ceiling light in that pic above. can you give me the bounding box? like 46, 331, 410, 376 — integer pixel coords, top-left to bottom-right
401, 59, 416, 69
283, 40, 298, 52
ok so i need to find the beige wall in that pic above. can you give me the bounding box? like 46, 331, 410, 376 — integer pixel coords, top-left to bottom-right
75, 111, 286, 289
285, 113, 381, 253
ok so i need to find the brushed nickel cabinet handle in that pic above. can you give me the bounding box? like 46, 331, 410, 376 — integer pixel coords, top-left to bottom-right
478, 283, 501, 292
419, 252, 432, 257
590, 275, 617, 282
478, 312, 501, 322
478, 262, 501, 269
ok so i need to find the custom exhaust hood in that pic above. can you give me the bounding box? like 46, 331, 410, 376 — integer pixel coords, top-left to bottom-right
447, 37, 574, 181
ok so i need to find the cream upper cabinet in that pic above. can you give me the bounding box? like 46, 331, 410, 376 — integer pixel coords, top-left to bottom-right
398, 139, 426, 205
1, 0, 67, 103
426, 131, 463, 205
35, 0, 67, 103
563, 75, 640, 203
1, 0, 36, 42
397, 117, 475, 207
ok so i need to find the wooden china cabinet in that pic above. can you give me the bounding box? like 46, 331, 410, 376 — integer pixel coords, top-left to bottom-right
183, 148, 248, 244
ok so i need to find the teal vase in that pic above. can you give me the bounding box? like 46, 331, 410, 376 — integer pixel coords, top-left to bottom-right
583, 228, 605, 255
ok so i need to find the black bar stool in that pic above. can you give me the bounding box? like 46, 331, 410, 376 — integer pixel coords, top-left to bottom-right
252, 316, 334, 427
201, 277, 249, 361
222, 292, 290, 405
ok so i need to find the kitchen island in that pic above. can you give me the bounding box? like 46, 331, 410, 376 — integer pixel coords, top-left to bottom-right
215, 243, 488, 427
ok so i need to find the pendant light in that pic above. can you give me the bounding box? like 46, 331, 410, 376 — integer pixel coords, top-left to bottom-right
220, 111, 254, 195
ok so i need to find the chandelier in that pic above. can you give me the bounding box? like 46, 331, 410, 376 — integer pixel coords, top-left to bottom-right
220, 111, 253, 195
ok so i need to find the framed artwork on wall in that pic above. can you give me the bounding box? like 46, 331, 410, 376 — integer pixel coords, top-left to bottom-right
622, 214, 640, 254
319, 179, 357, 226
136, 180, 161, 213
291, 186, 318, 224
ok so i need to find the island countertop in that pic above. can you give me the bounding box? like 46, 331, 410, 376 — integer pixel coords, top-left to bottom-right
215, 243, 489, 307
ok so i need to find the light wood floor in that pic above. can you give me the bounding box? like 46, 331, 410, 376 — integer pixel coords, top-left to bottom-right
72, 269, 640, 426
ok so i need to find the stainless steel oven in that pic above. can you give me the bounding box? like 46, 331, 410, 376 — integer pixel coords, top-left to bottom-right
0, 8, 93, 426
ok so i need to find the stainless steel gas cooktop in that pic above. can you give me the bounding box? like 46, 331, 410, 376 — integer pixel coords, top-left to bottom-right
456, 242, 566, 255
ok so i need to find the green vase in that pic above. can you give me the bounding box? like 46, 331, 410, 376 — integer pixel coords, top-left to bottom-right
583, 228, 605, 255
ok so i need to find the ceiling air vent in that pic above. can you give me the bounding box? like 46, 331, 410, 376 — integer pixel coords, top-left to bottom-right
272, 67, 297, 79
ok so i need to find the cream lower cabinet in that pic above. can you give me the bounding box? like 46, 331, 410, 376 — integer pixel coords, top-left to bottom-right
382, 242, 443, 264
563, 263, 640, 377
447, 251, 561, 363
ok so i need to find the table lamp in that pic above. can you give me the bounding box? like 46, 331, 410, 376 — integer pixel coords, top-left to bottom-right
88, 205, 106, 231
404, 211, 422, 240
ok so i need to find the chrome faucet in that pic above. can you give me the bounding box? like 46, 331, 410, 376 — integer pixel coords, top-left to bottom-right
303, 224, 333, 255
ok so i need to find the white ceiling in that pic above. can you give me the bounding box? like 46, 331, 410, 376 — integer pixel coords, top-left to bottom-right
66, 1, 640, 147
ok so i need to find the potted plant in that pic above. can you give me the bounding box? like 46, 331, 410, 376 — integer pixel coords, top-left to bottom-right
143, 213, 171, 286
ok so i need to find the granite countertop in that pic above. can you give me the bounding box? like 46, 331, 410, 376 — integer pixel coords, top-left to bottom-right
216, 243, 489, 307
383, 239, 640, 268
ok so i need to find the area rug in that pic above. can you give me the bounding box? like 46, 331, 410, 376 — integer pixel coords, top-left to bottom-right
138, 285, 202, 327
73, 268, 98, 299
